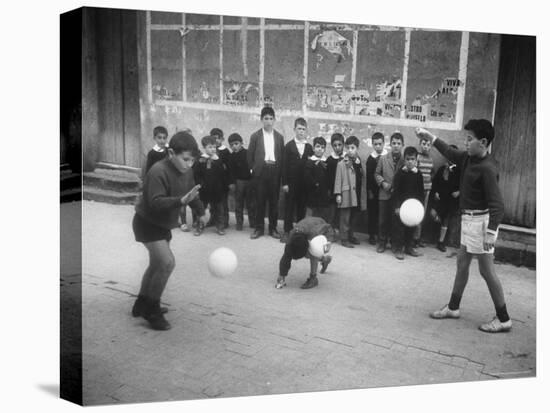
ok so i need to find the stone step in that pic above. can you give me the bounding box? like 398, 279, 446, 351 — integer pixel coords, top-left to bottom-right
60, 187, 82, 204
83, 168, 141, 192
83, 186, 139, 205
61, 171, 81, 192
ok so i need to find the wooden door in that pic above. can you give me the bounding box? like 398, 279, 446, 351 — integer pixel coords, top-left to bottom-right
95, 9, 141, 168
492, 35, 536, 228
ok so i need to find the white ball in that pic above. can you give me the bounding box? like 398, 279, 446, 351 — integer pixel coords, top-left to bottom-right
399, 198, 425, 227
207, 247, 238, 278
308, 235, 329, 258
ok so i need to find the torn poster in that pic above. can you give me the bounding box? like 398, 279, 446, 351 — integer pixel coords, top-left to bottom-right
311, 30, 352, 62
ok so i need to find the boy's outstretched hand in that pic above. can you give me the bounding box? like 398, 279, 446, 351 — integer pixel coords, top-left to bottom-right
415, 127, 436, 143
180, 184, 201, 205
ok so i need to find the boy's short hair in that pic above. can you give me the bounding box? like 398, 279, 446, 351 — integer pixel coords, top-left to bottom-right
345, 135, 360, 147
227, 133, 243, 144
294, 117, 307, 128
169, 131, 199, 156
153, 126, 168, 137
260, 106, 275, 119
390, 132, 404, 143
371, 132, 384, 143
210, 128, 224, 139
403, 146, 418, 158
201, 135, 217, 148
331, 133, 344, 144
313, 137, 327, 147
288, 232, 309, 260
464, 119, 494, 145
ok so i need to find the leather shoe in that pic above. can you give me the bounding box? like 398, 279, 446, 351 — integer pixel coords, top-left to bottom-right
250, 230, 263, 239
269, 229, 281, 239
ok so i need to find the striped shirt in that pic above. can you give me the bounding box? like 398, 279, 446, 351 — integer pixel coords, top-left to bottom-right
417, 153, 434, 191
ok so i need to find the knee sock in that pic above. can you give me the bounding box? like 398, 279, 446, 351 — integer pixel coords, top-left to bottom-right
496, 304, 510, 322
448, 293, 462, 311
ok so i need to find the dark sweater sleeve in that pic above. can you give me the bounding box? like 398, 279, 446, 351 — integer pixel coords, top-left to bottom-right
147, 171, 182, 212
187, 197, 205, 217
416, 172, 425, 203
482, 165, 505, 231
282, 144, 290, 186
433, 138, 467, 166
392, 171, 403, 207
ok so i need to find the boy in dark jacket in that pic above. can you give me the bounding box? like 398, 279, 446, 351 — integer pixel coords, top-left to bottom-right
365, 132, 387, 245
326, 133, 345, 237
304, 137, 330, 222
194, 135, 227, 236
391, 146, 424, 260
428, 148, 460, 252
227, 133, 255, 231
281, 118, 314, 243
209, 128, 232, 229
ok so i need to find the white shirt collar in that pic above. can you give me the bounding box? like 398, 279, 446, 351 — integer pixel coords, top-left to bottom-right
152, 144, 167, 152
330, 152, 344, 160
310, 155, 327, 161
370, 149, 388, 158
402, 165, 418, 173
217, 145, 227, 151
294, 138, 306, 145
201, 153, 219, 160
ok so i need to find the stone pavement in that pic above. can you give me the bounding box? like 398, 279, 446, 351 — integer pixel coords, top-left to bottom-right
65, 201, 535, 405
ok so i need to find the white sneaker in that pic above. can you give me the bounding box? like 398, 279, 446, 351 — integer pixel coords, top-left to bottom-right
430, 304, 460, 319
180, 224, 190, 232
479, 317, 512, 333
275, 277, 286, 289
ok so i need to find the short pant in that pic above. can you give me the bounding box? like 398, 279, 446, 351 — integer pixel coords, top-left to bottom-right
460, 213, 497, 254
132, 213, 172, 243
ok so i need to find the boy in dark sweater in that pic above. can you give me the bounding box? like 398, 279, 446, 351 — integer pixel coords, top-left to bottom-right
276, 217, 334, 290
132, 131, 205, 330
210, 128, 233, 229
365, 132, 387, 245
391, 146, 424, 260
144, 126, 169, 175
227, 133, 255, 231
417, 120, 511, 333
304, 137, 330, 222
326, 133, 345, 238
194, 136, 227, 236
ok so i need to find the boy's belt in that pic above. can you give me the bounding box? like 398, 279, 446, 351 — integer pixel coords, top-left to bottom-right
461, 209, 489, 216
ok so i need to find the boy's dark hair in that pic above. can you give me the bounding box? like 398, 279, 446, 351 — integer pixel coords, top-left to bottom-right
210, 128, 224, 139
345, 135, 360, 147
371, 132, 384, 143
153, 126, 168, 137
288, 233, 309, 260
294, 117, 307, 128
390, 132, 404, 143
464, 119, 494, 145
227, 133, 243, 144
313, 137, 327, 147
260, 106, 275, 119
169, 131, 199, 156
201, 135, 217, 148
403, 146, 418, 158
331, 133, 344, 144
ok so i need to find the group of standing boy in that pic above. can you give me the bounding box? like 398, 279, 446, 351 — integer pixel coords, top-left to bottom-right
131, 107, 512, 336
